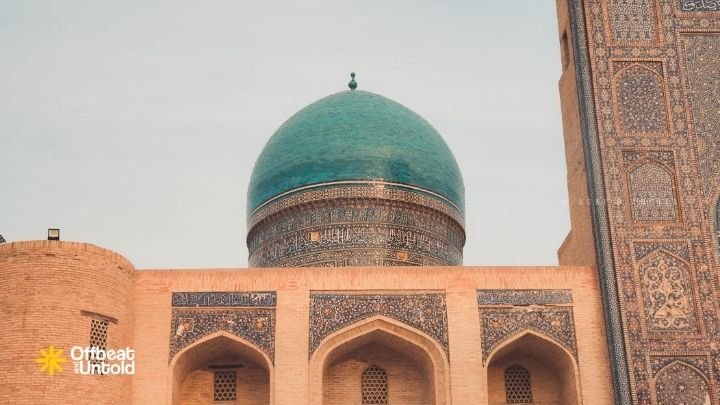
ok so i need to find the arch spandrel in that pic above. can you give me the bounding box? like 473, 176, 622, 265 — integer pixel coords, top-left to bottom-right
168, 331, 274, 405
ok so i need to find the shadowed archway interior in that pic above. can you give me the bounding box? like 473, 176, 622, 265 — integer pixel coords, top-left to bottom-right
170, 334, 272, 405
487, 332, 580, 405
310, 317, 450, 405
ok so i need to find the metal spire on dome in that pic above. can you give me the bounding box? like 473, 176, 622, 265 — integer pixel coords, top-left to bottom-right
348, 72, 357, 90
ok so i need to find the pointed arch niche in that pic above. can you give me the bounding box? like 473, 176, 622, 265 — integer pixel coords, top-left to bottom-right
486, 331, 581, 405
309, 316, 450, 405
168, 331, 273, 405
653, 360, 711, 404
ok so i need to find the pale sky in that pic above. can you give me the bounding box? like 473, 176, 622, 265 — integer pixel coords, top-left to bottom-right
1, 1, 569, 269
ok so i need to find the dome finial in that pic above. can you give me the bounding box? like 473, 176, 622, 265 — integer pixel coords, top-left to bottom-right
348, 72, 357, 90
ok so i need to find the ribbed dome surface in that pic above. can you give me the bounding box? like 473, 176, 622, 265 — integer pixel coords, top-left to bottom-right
248, 90, 464, 215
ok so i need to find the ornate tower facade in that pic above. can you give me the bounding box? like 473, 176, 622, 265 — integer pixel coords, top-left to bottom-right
558, 0, 720, 403
246, 83, 465, 267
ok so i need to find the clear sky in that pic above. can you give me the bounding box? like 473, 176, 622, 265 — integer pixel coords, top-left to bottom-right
1, 1, 569, 269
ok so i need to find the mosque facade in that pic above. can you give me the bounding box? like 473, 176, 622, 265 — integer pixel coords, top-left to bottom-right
1, 1, 719, 404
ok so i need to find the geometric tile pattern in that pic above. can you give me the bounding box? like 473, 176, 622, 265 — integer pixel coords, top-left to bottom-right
169, 308, 276, 363
569, 0, 720, 401
171, 291, 276, 307
248, 183, 465, 229
477, 289, 572, 306
168, 292, 277, 363
654, 361, 710, 404
248, 199, 464, 267
626, 159, 679, 221
248, 190, 465, 267
650, 356, 710, 378
681, 35, 720, 199
89, 318, 109, 369
614, 62, 668, 133
89, 318, 108, 350
608, 0, 658, 42
634, 241, 689, 262
479, 307, 577, 362
361, 366, 388, 405
247, 181, 466, 268
309, 292, 448, 358
504, 365, 533, 404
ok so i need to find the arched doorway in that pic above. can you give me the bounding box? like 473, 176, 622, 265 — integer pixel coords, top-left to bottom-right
168, 331, 273, 405
309, 316, 450, 405
486, 331, 580, 405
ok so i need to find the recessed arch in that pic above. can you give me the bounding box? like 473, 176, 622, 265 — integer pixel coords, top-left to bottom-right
653, 360, 711, 404
613, 62, 669, 134
636, 249, 697, 333
486, 330, 582, 405
168, 330, 274, 405
309, 315, 450, 405
614, 62, 662, 78
626, 158, 680, 221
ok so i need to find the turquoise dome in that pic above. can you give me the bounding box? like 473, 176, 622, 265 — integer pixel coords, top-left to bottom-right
247, 90, 464, 215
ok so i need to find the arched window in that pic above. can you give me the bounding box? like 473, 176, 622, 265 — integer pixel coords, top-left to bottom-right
213, 370, 237, 401
505, 364, 533, 403
361, 365, 388, 405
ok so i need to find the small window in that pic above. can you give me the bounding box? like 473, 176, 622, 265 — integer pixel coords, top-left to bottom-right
214, 370, 237, 401
505, 364, 533, 403
89, 318, 109, 350
362, 365, 388, 405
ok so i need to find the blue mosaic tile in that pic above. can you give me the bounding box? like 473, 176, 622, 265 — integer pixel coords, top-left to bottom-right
309, 292, 448, 358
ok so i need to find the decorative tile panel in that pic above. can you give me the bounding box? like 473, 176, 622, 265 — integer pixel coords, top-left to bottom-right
477, 289, 572, 306
607, 0, 658, 42
681, 35, 720, 199
613, 62, 668, 134
626, 159, 680, 221
169, 292, 276, 363
479, 307, 577, 362
650, 356, 710, 378
248, 190, 465, 267
512, 0, 720, 399
308, 292, 448, 358
249, 182, 464, 229
653, 360, 711, 404
634, 241, 690, 262
171, 292, 276, 307
637, 251, 697, 332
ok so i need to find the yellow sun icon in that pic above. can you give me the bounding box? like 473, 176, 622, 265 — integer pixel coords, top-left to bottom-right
36, 345, 67, 376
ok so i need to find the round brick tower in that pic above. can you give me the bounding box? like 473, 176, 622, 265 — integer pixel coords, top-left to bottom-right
0, 240, 135, 404
247, 79, 466, 267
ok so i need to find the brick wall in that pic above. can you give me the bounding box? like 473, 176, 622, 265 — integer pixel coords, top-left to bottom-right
555, 0, 597, 267
0, 241, 135, 405
0, 241, 614, 404
131, 265, 613, 405
323, 343, 429, 405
